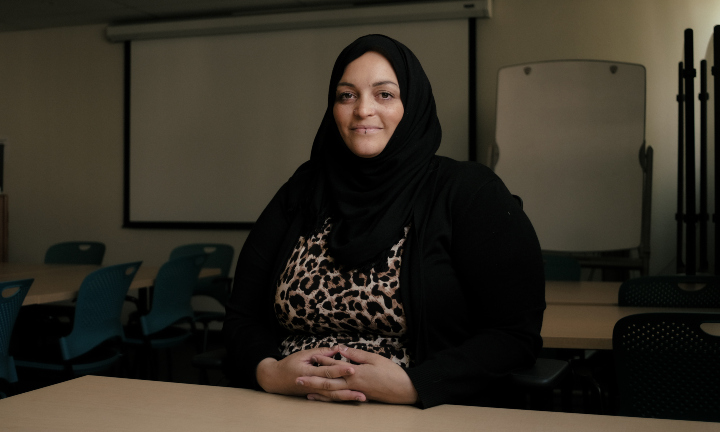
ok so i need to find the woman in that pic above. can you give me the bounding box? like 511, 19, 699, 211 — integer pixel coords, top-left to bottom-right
222, 34, 545, 408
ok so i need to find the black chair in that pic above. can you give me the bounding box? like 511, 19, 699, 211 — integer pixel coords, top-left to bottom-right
613, 312, 720, 421
191, 347, 228, 386
44, 241, 106, 265
509, 358, 570, 388
618, 275, 720, 307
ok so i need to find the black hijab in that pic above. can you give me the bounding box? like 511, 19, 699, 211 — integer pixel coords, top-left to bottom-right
308, 34, 442, 268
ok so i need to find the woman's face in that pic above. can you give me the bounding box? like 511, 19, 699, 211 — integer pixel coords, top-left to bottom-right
333, 51, 404, 158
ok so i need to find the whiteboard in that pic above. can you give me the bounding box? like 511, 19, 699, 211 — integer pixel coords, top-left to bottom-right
126, 20, 470, 227
494, 60, 646, 252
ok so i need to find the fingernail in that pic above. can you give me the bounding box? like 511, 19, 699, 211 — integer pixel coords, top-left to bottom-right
339, 344, 349, 351
355, 397, 364, 402
346, 368, 354, 375
308, 395, 315, 400
296, 380, 304, 386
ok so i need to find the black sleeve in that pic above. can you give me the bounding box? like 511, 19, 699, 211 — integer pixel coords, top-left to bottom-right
406, 176, 546, 408
222, 181, 295, 389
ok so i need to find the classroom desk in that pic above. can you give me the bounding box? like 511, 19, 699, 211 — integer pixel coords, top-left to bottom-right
541, 304, 720, 350
0, 263, 219, 305
545, 280, 620, 306
0, 376, 716, 432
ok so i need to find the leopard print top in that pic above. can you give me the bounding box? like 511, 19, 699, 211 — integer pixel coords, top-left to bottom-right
274, 218, 411, 368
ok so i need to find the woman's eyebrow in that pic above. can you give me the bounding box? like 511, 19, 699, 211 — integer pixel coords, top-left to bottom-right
336, 80, 399, 88
372, 80, 399, 88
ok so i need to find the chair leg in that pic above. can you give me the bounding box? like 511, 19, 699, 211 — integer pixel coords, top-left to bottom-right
165, 349, 173, 382
202, 325, 211, 353
198, 368, 210, 385
0, 380, 15, 399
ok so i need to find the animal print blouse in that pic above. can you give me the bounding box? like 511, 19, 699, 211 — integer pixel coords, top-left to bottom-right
274, 218, 411, 368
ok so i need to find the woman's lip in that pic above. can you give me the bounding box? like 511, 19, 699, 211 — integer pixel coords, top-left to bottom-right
351, 126, 382, 132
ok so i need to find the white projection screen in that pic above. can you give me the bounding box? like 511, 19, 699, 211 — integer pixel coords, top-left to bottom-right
126, 20, 471, 228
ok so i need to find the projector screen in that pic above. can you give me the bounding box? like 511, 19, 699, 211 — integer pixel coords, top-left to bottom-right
125, 20, 472, 228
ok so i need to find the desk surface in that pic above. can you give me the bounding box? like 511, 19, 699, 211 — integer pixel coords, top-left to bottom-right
0, 376, 716, 432
0, 263, 217, 305
542, 304, 720, 350
545, 280, 620, 305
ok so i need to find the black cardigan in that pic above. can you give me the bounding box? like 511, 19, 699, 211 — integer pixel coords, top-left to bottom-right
222, 156, 546, 408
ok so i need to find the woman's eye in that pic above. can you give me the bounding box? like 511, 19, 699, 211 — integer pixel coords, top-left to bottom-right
337, 92, 355, 101
379, 92, 394, 99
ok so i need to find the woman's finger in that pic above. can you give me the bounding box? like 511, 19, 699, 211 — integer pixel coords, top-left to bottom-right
297, 374, 351, 390
312, 355, 339, 367
307, 391, 367, 403
302, 363, 354, 379
336, 345, 376, 364
311, 345, 340, 358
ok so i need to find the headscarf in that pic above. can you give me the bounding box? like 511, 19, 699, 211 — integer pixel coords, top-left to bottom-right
308, 34, 442, 268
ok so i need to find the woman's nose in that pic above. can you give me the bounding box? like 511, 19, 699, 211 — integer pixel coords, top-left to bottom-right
354, 96, 375, 117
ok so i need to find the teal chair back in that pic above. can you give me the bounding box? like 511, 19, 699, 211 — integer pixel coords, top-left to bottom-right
44, 241, 106, 265
618, 275, 720, 308
59, 262, 141, 360
542, 254, 581, 281
169, 244, 234, 304
140, 254, 207, 336
0, 279, 33, 384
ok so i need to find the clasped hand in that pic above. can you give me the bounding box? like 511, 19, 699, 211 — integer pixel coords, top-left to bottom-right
256, 345, 418, 405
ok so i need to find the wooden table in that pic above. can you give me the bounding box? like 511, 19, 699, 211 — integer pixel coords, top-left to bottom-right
0, 376, 716, 432
0, 263, 218, 305
545, 280, 620, 306
542, 304, 720, 350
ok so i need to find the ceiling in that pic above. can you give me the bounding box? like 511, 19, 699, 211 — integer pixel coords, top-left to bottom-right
0, 0, 445, 33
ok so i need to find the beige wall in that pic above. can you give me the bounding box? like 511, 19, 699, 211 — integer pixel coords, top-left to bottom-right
0, 25, 249, 269
0, 0, 717, 276
477, 0, 718, 275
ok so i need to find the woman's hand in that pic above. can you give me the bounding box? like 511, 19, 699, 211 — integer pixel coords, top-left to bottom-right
256, 346, 366, 401
299, 345, 418, 405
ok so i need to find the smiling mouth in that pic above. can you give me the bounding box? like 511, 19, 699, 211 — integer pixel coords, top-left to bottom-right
352, 126, 381, 134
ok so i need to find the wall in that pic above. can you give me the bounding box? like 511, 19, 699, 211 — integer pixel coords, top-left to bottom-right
477, 0, 719, 275
0, 0, 717, 277
0, 25, 249, 270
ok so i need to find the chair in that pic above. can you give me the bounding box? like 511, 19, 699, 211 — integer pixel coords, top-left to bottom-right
0, 279, 33, 398
191, 347, 228, 386
169, 244, 234, 352
509, 358, 571, 411
44, 241, 106, 265
124, 254, 207, 380
14, 262, 141, 382
542, 253, 581, 281
613, 312, 720, 421
618, 275, 720, 307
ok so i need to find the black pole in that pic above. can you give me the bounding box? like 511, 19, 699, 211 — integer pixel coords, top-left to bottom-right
715, 25, 720, 275
468, 18, 477, 162
684, 29, 697, 275
699, 60, 709, 272
677, 61, 685, 274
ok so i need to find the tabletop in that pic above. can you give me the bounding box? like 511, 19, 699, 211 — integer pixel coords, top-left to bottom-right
541, 303, 720, 350
0, 376, 716, 432
545, 280, 621, 305
0, 262, 218, 305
